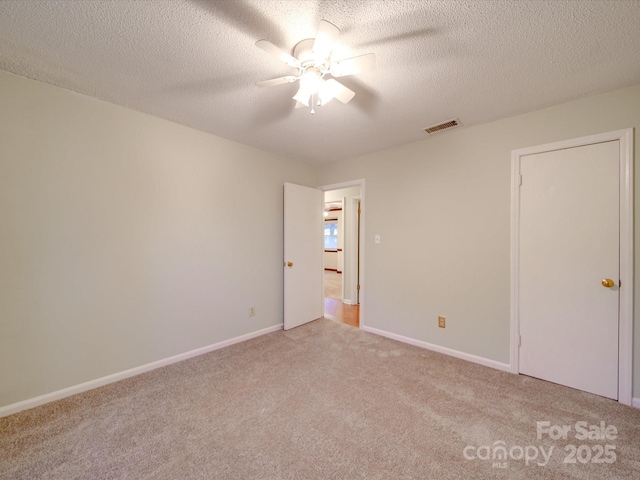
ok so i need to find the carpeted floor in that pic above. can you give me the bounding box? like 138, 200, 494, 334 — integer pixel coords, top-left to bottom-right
2, 319, 639, 479
324, 271, 341, 300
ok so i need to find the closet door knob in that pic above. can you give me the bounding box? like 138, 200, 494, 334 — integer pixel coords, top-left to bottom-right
601, 278, 615, 288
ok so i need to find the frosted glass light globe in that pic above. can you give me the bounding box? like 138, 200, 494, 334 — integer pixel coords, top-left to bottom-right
299, 68, 323, 95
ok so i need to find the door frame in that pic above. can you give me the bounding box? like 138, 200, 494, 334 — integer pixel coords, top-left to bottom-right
510, 128, 633, 405
320, 179, 365, 328
343, 196, 361, 305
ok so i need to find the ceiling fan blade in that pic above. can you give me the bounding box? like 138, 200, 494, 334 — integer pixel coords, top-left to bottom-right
330, 53, 376, 77
312, 20, 340, 63
256, 76, 298, 88
255, 40, 300, 68
324, 79, 355, 104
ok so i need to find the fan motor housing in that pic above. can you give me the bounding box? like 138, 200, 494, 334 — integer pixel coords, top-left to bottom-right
293, 38, 319, 68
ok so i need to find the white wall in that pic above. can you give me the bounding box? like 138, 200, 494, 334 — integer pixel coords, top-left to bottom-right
0, 71, 316, 408
323, 250, 338, 271
316, 83, 640, 396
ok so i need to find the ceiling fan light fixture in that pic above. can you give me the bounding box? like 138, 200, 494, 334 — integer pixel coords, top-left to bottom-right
292, 87, 311, 107
255, 20, 375, 113
299, 68, 323, 95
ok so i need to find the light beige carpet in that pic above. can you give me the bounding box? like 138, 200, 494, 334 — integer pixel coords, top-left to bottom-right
324, 271, 341, 300
2, 319, 639, 479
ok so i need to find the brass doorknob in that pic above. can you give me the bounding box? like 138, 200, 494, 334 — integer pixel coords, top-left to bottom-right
602, 278, 615, 288
286, 261, 293, 267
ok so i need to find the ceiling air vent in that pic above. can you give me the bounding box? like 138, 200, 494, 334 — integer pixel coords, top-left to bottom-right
424, 118, 461, 135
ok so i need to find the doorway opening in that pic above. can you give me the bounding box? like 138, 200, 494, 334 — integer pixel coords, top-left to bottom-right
320, 181, 364, 328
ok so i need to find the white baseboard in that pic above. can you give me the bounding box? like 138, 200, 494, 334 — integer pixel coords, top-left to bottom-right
0, 324, 283, 418
632, 398, 640, 409
361, 325, 511, 373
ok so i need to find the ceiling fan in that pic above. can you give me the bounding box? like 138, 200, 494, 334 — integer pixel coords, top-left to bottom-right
255, 20, 375, 114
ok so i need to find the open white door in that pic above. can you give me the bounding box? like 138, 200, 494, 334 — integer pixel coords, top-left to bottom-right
284, 183, 323, 330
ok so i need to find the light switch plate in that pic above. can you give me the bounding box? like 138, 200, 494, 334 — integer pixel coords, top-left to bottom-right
375, 234, 381, 244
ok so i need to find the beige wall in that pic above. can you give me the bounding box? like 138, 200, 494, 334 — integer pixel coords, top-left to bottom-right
2, 67, 637, 408
316, 84, 640, 397
0, 71, 316, 407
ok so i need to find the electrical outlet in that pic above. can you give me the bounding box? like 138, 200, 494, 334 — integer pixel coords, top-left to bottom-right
249, 306, 256, 317
438, 316, 446, 328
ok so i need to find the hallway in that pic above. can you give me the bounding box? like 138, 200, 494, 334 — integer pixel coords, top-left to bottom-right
324, 271, 359, 328
324, 297, 359, 328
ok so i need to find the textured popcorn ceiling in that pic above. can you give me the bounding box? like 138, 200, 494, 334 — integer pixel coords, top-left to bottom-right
1, 0, 640, 164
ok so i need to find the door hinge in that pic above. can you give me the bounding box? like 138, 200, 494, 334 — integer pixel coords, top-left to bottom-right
518, 174, 522, 186
358, 208, 361, 215
357, 284, 360, 291
518, 334, 521, 347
